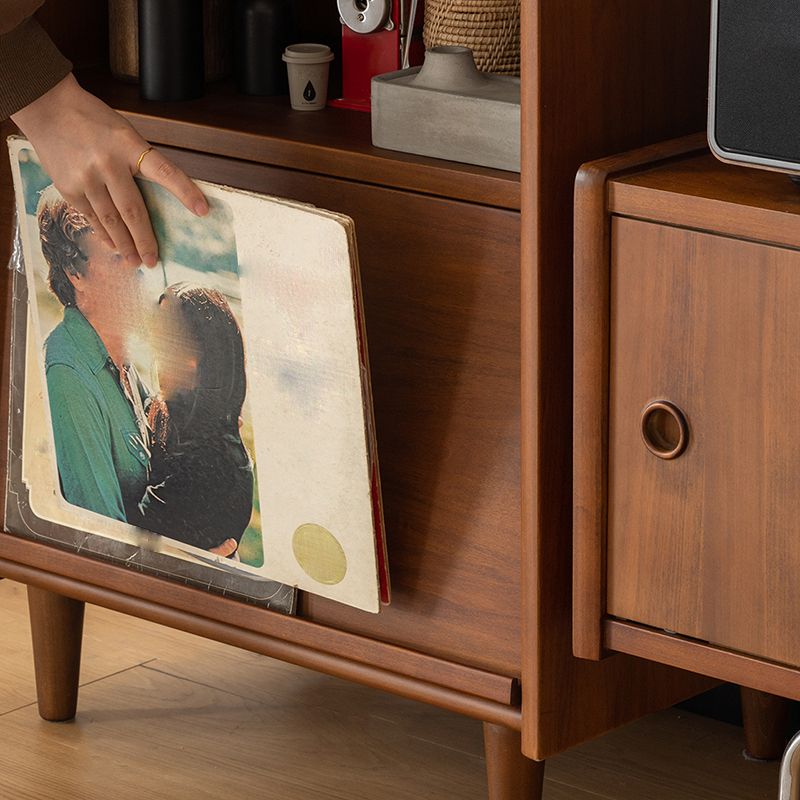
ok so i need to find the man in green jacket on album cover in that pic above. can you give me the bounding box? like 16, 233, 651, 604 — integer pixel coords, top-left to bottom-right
37, 184, 151, 523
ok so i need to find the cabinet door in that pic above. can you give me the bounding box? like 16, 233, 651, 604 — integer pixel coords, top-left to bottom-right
608, 217, 800, 666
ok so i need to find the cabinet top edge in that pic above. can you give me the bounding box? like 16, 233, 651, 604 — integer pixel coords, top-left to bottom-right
613, 151, 800, 211
600, 147, 800, 249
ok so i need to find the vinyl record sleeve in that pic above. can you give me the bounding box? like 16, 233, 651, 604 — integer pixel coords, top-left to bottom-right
6, 136, 388, 613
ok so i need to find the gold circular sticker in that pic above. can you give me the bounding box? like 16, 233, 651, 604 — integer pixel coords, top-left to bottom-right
292, 523, 348, 585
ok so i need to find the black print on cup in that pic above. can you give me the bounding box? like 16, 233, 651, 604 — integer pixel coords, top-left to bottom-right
303, 81, 317, 102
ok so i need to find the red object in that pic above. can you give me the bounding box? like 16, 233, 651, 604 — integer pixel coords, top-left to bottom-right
330, 1, 425, 113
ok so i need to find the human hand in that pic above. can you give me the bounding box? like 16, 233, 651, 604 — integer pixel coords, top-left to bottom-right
11, 72, 209, 269
209, 538, 238, 558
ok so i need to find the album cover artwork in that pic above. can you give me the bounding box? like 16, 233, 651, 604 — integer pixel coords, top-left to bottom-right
8, 270, 296, 610
6, 135, 388, 613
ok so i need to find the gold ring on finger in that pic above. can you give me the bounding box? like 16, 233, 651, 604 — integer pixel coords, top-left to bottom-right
135, 146, 154, 174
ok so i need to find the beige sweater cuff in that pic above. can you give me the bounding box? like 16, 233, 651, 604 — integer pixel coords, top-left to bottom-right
0, 17, 72, 121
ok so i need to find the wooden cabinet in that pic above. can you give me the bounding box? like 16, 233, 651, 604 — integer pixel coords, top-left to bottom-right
575, 138, 800, 699
0, 3, 729, 797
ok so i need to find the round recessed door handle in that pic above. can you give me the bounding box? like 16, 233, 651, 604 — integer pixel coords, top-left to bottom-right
640, 400, 689, 460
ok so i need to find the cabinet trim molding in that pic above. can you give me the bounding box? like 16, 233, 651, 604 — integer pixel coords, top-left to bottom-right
606, 620, 800, 703
0, 539, 522, 724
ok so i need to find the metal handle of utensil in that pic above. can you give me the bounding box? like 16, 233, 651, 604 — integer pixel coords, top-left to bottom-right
402, 0, 419, 68
779, 731, 800, 799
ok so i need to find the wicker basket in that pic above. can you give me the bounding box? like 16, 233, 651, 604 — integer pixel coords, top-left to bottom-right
423, 0, 520, 75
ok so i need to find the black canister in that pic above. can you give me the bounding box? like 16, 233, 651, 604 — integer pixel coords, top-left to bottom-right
139, 0, 205, 101
234, 0, 294, 95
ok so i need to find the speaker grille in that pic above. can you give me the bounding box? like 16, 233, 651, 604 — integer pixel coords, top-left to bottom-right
715, 0, 800, 163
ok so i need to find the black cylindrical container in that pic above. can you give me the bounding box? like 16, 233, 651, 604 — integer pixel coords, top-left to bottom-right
234, 0, 294, 95
139, 0, 205, 101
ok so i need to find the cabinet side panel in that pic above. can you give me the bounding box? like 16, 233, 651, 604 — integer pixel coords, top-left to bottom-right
0, 121, 15, 527
523, 0, 715, 759
0, 121, 15, 266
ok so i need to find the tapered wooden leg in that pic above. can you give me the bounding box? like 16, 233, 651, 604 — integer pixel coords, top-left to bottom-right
27, 585, 85, 722
740, 687, 791, 761
483, 722, 545, 800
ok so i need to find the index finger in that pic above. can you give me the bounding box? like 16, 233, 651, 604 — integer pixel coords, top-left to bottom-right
138, 149, 209, 217
106, 171, 160, 268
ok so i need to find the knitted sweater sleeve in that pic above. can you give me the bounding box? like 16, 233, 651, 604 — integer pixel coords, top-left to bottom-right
0, 15, 72, 121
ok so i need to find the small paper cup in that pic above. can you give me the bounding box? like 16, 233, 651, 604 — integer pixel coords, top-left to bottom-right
282, 44, 334, 111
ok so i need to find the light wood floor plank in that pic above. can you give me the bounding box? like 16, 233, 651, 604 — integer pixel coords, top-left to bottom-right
0, 666, 489, 800
145, 648, 487, 759
0, 578, 269, 714
546, 708, 780, 800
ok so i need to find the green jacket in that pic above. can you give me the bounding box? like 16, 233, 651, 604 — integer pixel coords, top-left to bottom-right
45, 307, 150, 522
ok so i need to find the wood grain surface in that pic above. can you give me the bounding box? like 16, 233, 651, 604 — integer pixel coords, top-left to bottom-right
521, 0, 716, 760
610, 153, 800, 249
606, 620, 800, 704
574, 143, 800, 704
0, 139, 522, 695
0, 0, 732, 769
484, 722, 545, 799
740, 687, 791, 761
572, 135, 708, 659
0, 547, 522, 729
26, 586, 84, 721
608, 217, 800, 667
151, 148, 523, 678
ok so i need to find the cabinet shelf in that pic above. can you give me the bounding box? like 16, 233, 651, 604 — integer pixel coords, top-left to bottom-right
77, 67, 521, 211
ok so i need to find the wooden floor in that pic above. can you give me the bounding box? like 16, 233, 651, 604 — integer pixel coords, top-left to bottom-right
0, 579, 782, 800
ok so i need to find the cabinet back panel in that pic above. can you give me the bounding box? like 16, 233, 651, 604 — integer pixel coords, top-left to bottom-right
608, 217, 800, 667
161, 148, 522, 676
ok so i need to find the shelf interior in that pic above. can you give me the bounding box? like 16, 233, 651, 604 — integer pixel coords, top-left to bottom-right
77, 67, 521, 211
